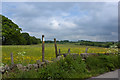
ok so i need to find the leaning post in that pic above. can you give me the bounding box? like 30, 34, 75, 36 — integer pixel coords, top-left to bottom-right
54, 38, 58, 58
68, 48, 70, 53
42, 35, 45, 62
85, 47, 88, 53
11, 53, 14, 65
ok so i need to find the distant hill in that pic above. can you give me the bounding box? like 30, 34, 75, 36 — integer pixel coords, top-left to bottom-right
1, 15, 41, 45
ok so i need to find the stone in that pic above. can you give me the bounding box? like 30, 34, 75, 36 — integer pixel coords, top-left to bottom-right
17, 64, 23, 70
0, 66, 5, 74
56, 56, 62, 61
27, 64, 33, 70
4, 64, 10, 71
41, 62, 46, 67
33, 64, 38, 69
10, 64, 17, 69
23, 66, 27, 71
36, 60, 42, 68
41, 62, 45, 65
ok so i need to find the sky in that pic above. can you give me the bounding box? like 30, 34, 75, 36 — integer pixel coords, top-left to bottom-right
1, 2, 118, 41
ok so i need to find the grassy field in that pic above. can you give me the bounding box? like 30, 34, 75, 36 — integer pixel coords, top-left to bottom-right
1, 43, 117, 65
1, 43, 119, 79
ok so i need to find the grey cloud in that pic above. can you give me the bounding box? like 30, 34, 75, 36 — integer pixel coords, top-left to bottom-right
2, 2, 118, 41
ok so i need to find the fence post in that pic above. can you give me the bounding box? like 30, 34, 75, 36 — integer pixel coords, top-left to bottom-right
59, 49, 60, 55
85, 48, 88, 53
42, 35, 45, 62
68, 48, 70, 53
54, 38, 58, 58
11, 53, 14, 65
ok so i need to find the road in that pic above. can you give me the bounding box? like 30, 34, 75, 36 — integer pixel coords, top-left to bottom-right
87, 69, 120, 80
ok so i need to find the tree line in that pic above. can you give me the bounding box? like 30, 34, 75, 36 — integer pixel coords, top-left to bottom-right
77, 40, 119, 48
1, 15, 41, 45
45, 40, 119, 48
44, 39, 119, 48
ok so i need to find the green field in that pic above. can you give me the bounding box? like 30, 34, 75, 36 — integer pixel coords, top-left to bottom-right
1, 43, 117, 65
1, 43, 119, 79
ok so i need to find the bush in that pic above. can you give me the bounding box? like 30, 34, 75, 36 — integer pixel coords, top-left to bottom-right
37, 55, 87, 79
85, 55, 119, 74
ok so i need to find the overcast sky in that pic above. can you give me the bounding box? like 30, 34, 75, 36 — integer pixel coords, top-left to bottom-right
2, 2, 118, 41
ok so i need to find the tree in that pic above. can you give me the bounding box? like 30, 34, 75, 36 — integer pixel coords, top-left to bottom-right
30, 36, 41, 44
22, 33, 32, 45
2, 15, 23, 45
1, 15, 41, 45
0, 15, 2, 45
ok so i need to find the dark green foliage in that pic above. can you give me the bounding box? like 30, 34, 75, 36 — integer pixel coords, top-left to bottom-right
85, 55, 119, 74
2, 15, 22, 45
2, 55, 119, 79
37, 55, 87, 79
118, 52, 120, 68
77, 40, 117, 48
44, 40, 69, 43
0, 15, 2, 45
118, 42, 120, 48
30, 36, 41, 44
21, 33, 31, 45
45, 40, 54, 43
1, 15, 41, 45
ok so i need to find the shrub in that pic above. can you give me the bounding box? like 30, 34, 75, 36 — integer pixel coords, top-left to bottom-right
85, 55, 119, 74
37, 55, 87, 79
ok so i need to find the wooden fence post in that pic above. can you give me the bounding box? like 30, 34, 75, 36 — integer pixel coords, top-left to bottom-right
42, 35, 45, 62
68, 48, 70, 53
85, 48, 88, 53
54, 38, 58, 58
11, 53, 14, 65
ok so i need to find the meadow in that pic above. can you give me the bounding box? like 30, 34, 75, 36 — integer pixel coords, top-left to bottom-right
1, 43, 117, 65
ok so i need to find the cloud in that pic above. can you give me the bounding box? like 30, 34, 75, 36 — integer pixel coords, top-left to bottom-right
2, 2, 118, 41
2, 0, 119, 2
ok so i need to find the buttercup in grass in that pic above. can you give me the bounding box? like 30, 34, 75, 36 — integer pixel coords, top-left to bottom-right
2, 43, 116, 65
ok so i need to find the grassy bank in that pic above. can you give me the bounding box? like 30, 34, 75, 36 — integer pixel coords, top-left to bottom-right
2, 54, 119, 79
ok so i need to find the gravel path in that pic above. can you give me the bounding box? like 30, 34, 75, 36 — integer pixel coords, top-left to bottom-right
87, 69, 120, 80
